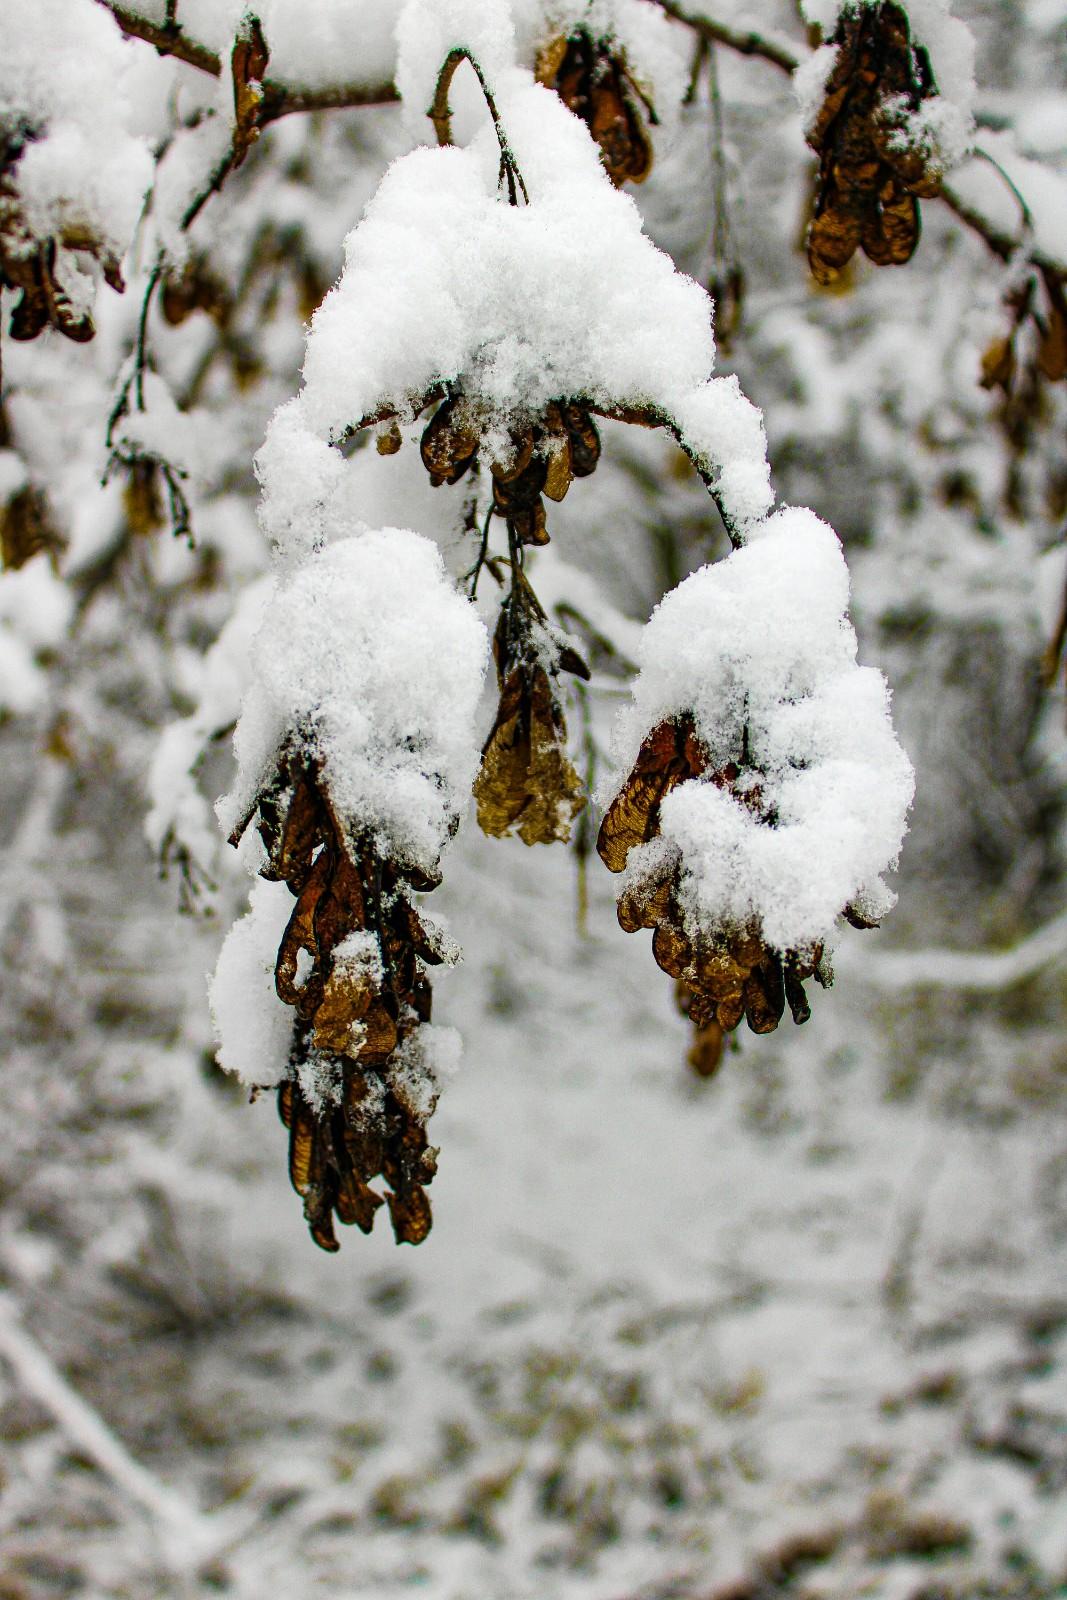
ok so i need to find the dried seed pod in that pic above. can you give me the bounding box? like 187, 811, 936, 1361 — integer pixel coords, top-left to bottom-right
0, 482, 59, 570
421, 397, 480, 486
539, 30, 654, 187
474, 577, 588, 846
233, 751, 453, 1251
805, 1, 942, 284
1, 124, 123, 345
597, 716, 707, 873
599, 719, 835, 1054
160, 255, 231, 328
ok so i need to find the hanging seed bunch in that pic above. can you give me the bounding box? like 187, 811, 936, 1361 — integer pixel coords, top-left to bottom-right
805, 1, 945, 285
979, 268, 1067, 518
0, 120, 124, 345
536, 29, 655, 188
418, 392, 601, 549
232, 753, 447, 1251
598, 715, 830, 1066
214, 530, 488, 1251
597, 512, 913, 1077
475, 567, 590, 846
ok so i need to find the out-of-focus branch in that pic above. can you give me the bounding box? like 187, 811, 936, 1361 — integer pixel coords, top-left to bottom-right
96, 1, 399, 117
259, 80, 400, 121
940, 182, 1067, 277
96, 0, 222, 75
849, 909, 1067, 993
649, 0, 801, 74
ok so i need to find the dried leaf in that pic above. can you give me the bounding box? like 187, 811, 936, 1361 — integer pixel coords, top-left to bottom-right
597, 717, 706, 873
232, 14, 270, 167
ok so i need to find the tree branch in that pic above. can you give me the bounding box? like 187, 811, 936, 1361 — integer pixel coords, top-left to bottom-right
847, 909, 1067, 993
584, 399, 743, 546
96, 2, 399, 117
95, 0, 222, 75
649, 0, 801, 75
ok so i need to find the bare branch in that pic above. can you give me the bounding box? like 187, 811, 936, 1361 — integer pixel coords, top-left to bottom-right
429, 48, 529, 204
847, 909, 1067, 993
649, 0, 801, 75
95, 0, 222, 75
259, 79, 400, 123
584, 399, 743, 546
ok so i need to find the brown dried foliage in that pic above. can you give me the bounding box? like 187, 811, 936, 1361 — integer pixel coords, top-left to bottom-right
598, 717, 830, 1061
805, 1, 942, 285
537, 30, 654, 188
231, 15, 270, 168
234, 753, 447, 1250
419, 394, 600, 550
978, 268, 1067, 524
0, 482, 59, 570
1, 122, 124, 346
474, 576, 589, 846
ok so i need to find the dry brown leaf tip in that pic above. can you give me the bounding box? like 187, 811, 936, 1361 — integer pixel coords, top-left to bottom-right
474, 575, 589, 846
417, 392, 601, 551
805, 2, 943, 285
234, 750, 451, 1252
537, 29, 655, 188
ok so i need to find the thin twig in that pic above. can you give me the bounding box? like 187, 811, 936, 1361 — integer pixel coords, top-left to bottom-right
650, 0, 801, 74
584, 399, 742, 546
98, 0, 400, 116
429, 48, 529, 205
95, 0, 222, 74
259, 79, 399, 122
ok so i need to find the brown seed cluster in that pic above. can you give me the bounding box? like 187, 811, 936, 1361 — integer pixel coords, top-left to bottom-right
972, 266, 1067, 524
1, 121, 123, 345
419, 395, 600, 548
474, 572, 589, 846
598, 717, 828, 1063
537, 30, 654, 188
806, 1, 942, 285
233, 752, 448, 1251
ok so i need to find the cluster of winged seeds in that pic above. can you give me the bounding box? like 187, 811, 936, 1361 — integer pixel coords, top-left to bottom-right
598, 716, 829, 1077
805, 0, 944, 284
417, 393, 601, 548
536, 29, 654, 189
232, 753, 447, 1250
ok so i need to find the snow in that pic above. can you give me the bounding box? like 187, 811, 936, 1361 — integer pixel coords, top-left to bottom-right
209, 876, 297, 1087
220, 529, 490, 875
0, 0, 153, 261
258, 69, 773, 559
605, 508, 914, 951
0, 555, 74, 717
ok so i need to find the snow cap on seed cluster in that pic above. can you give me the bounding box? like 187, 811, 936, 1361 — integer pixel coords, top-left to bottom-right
218, 528, 490, 876
606, 507, 915, 952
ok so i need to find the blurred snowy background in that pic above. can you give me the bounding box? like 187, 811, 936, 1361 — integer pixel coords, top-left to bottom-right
2, 2, 1067, 1596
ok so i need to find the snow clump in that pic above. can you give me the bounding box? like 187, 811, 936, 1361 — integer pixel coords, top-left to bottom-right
606, 508, 915, 953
